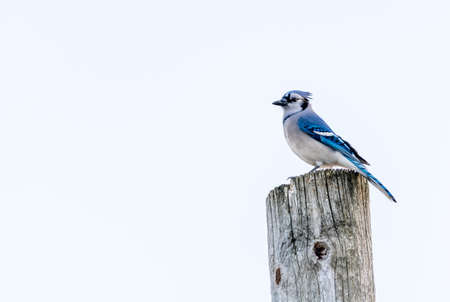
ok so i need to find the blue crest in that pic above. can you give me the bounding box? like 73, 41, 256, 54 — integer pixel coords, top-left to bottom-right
283, 90, 312, 99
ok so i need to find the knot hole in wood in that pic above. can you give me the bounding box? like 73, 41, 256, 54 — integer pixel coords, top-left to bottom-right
313, 241, 329, 260
275, 268, 281, 285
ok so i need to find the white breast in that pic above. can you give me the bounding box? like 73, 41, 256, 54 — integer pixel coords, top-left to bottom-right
283, 113, 349, 168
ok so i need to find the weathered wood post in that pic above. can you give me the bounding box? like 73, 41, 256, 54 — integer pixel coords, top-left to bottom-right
266, 169, 374, 302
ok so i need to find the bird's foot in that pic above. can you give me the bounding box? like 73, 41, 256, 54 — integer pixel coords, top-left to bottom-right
308, 166, 320, 174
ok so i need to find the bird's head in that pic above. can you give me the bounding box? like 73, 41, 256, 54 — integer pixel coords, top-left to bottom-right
273, 90, 312, 114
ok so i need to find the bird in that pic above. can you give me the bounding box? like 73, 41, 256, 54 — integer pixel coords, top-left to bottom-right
273, 90, 396, 202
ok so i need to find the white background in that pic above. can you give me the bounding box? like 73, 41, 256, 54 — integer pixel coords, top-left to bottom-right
1, 0, 449, 301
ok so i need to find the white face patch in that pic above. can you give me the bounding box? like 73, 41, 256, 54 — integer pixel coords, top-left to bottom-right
313, 130, 334, 137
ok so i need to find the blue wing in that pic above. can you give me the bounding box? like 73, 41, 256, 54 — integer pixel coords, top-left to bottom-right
297, 111, 396, 202
297, 112, 369, 165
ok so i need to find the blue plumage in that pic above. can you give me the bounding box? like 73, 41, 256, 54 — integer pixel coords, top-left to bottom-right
297, 112, 396, 202
343, 154, 397, 202
297, 112, 369, 165
273, 90, 396, 202
283, 90, 312, 100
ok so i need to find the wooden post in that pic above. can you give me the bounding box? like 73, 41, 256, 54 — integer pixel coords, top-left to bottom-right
266, 169, 375, 302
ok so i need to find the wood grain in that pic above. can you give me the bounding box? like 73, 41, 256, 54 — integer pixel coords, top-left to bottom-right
266, 169, 374, 302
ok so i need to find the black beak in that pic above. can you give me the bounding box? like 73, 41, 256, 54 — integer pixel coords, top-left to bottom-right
272, 99, 286, 106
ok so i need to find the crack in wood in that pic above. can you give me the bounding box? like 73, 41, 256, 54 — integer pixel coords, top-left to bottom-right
266, 169, 375, 302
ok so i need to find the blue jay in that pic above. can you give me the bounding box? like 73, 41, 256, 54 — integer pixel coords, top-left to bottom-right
273, 90, 396, 202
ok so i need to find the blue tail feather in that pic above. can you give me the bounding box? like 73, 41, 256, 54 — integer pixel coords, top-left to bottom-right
344, 155, 397, 202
